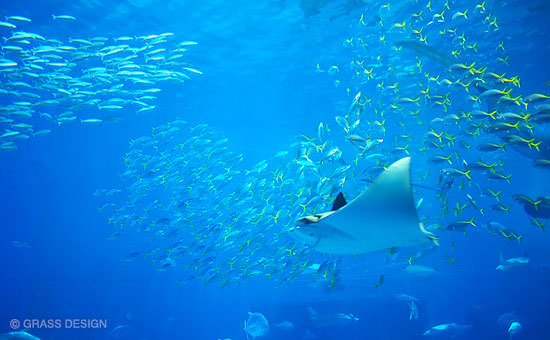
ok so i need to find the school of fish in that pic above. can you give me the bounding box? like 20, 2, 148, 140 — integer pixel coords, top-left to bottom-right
91, 1, 550, 299
1, 0, 547, 339
0, 15, 201, 151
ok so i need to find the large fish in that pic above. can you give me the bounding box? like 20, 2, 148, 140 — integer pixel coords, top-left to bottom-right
289, 157, 438, 254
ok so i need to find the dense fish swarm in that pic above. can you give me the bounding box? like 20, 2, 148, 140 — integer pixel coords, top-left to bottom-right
0, 18, 200, 151
97, 119, 356, 286
96, 0, 550, 287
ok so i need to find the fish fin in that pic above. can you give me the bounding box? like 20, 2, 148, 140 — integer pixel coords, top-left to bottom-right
335, 157, 419, 225
331, 192, 347, 211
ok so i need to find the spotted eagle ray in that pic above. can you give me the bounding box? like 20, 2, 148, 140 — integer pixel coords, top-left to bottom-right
289, 157, 438, 254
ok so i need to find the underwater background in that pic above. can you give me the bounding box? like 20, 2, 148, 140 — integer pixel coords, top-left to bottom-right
1, 0, 550, 339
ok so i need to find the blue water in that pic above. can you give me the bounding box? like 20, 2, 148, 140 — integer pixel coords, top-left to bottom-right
1, 0, 550, 339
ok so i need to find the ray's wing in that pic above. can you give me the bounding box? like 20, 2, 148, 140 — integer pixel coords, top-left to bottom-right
339, 157, 417, 220
325, 157, 428, 252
